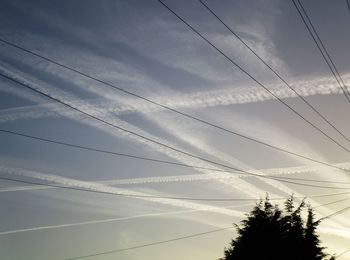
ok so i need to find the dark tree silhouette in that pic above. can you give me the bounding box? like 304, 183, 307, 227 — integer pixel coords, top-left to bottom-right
220, 196, 331, 260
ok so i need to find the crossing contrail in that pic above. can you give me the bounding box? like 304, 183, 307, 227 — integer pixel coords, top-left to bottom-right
1, 67, 349, 123
1, 67, 349, 228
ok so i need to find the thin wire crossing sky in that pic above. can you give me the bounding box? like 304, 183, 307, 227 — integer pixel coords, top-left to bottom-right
1, 0, 350, 259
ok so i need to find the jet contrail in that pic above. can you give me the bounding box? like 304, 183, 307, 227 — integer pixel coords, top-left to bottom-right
1, 69, 349, 123
141, 110, 350, 227
0, 68, 273, 200
1, 70, 347, 206
1, 68, 349, 227
1, 161, 350, 192
0, 164, 245, 217
1, 163, 348, 236
0, 209, 205, 236
0, 202, 258, 236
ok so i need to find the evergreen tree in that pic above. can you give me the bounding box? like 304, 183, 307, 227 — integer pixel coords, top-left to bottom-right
220, 196, 331, 260
304, 206, 326, 260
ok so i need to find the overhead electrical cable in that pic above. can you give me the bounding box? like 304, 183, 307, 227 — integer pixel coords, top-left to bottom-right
0, 3, 349, 259
2, 73, 350, 190
336, 247, 350, 259
2, 128, 350, 185
2, 175, 350, 201
296, 0, 350, 99
271, 175, 350, 185
65, 197, 350, 259
65, 226, 234, 260
0, 37, 350, 161
0, 129, 237, 174
317, 203, 350, 222
199, 0, 350, 144
156, 0, 350, 153
291, 0, 350, 102
313, 197, 350, 209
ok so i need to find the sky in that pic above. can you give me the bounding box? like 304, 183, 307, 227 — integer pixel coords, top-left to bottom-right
1, 0, 350, 259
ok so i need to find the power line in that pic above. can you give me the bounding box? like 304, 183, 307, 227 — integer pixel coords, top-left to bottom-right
65, 226, 234, 260
0, 176, 259, 201
347, 0, 350, 13
314, 196, 350, 208
0, 129, 236, 174
198, 0, 350, 144
271, 175, 350, 184
291, 0, 350, 102
2, 175, 350, 201
157, 0, 350, 153
0, 182, 347, 242
0, 4, 349, 258
0, 73, 247, 174
2, 128, 350, 185
0, 176, 247, 201
64, 197, 350, 259
2, 73, 350, 190
317, 202, 350, 222
297, 0, 350, 99
337, 247, 350, 259
0, 39, 350, 167
313, 197, 350, 209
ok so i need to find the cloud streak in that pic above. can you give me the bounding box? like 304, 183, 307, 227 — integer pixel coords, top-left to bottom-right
1, 72, 349, 123
0, 67, 274, 200
1, 47, 349, 236
2, 65, 349, 210
0, 200, 259, 236
0, 209, 204, 236
0, 164, 245, 217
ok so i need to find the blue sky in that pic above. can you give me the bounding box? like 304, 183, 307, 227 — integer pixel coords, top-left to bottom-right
1, 0, 350, 259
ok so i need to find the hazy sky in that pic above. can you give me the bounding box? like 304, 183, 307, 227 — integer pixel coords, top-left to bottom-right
1, 0, 350, 259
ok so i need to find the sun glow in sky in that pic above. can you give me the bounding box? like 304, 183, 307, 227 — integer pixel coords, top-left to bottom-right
1, 0, 350, 259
